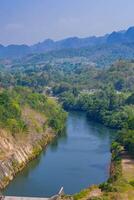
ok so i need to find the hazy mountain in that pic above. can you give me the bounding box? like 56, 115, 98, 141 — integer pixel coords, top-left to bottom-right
31, 39, 55, 52
31, 35, 108, 53
0, 26, 134, 59
107, 26, 134, 44
0, 45, 30, 58
125, 27, 134, 42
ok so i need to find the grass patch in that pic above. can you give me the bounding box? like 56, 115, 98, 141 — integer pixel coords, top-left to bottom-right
73, 189, 90, 200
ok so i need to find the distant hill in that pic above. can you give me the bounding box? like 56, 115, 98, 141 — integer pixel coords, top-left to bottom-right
0, 35, 108, 58
99, 60, 134, 91
31, 35, 108, 52
20, 43, 134, 67
0, 44, 30, 58
0, 26, 134, 60
107, 27, 134, 44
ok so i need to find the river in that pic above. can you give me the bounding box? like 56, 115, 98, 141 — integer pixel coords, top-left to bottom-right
3, 112, 116, 197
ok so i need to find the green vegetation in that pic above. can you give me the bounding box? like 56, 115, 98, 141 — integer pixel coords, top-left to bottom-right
0, 57, 134, 156
0, 90, 27, 133
0, 58, 134, 93
0, 87, 67, 135
0, 50, 134, 199
73, 188, 90, 200
117, 130, 134, 156
60, 86, 134, 130
73, 141, 134, 199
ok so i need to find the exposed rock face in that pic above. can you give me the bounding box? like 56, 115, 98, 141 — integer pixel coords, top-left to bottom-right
0, 128, 54, 189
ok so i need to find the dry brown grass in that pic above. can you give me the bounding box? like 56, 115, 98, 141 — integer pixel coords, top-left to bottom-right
121, 152, 134, 182
22, 106, 47, 134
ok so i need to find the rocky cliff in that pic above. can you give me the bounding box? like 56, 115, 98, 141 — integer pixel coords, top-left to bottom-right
0, 107, 55, 189
0, 88, 67, 190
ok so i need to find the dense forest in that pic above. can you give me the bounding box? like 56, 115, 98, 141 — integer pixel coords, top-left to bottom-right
0, 58, 134, 92
0, 46, 134, 148
0, 46, 134, 199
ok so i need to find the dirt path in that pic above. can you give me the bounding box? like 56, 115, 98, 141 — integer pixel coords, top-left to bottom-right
121, 151, 134, 182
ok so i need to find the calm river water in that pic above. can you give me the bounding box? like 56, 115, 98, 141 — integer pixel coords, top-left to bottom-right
3, 112, 116, 197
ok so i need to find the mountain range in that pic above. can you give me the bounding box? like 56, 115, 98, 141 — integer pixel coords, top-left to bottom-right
0, 26, 134, 59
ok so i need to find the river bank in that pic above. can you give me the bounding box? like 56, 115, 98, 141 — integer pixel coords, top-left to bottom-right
70, 146, 134, 200
3, 112, 115, 197
0, 88, 67, 191
0, 127, 55, 189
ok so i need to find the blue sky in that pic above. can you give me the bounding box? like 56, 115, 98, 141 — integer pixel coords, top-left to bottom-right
0, 0, 134, 45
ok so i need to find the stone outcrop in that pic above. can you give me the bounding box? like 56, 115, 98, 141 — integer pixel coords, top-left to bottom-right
0, 128, 54, 189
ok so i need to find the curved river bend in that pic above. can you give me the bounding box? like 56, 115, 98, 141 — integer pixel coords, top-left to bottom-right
3, 112, 115, 197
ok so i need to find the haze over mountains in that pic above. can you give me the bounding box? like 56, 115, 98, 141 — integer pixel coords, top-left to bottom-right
0, 26, 134, 59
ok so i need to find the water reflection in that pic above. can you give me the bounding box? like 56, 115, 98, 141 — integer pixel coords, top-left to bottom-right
3, 112, 116, 197
50, 129, 68, 151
